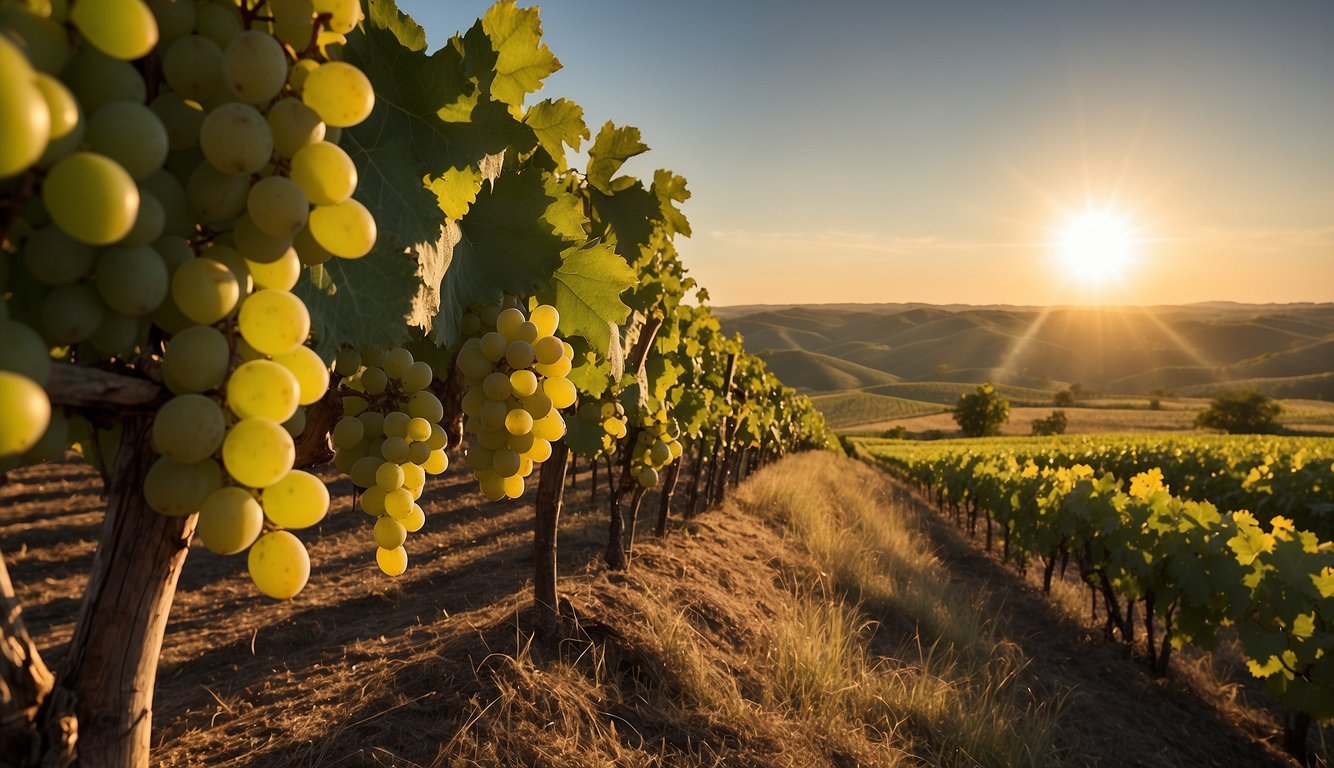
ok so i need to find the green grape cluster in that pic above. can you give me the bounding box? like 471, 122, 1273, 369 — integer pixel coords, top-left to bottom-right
628, 411, 683, 489
573, 398, 628, 456
0, 0, 379, 600
331, 346, 449, 577
455, 301, 576, 501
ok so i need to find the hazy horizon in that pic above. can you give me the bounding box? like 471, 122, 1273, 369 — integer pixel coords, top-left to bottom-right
399, 0, 1334, 307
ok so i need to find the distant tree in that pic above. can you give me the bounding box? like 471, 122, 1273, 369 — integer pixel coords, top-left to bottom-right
1148, 398, 1162, 411
1053, 388, 1075, 407
953, 383, 1010, 437
1195, 390, 1282, 434
1069, 383, 1087, 400
1031, 410, 1068, 436
880, 426, 906, 439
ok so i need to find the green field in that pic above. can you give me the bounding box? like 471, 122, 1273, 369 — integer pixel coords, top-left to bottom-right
808, 391, 945, 429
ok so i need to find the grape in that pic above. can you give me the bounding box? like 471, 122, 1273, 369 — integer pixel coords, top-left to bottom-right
22, 227, 93, 286
0, 371, 50, 458
505, 341, 535, 369
269, 0, 316, 47
543, 377, 577, 409
261, 469, 330, 529
375, 461, 404, 491
95, 245, 169, 316
509, 370, 539, 398
384, 487, 412, 519
282, 407, 306, 438
121, 191, 165, 246
380, 348, 411, 379
529, 304, 559, 337
63, 48, 146, 114
162, 35, 223, 101
42, 152, 139, 245
33, 73, 80, 165
482, 372, 511, 400
332, 416, 364, 449
152, 394, 225, 463
495, 308, 525, 340
359, 366, 388, 395
314, 0, 360, 34
273, 345, 329, 405
142, 169, 195, 238
86, 309, 140, 356
200, 103, 272, 176
288, 58, 318, 90
376, 545, 407, 576
238, 289, 310, 356
70, 0, 158, 61
144, 456, 221, 516
248, 531, 310, 599
227, 360, 300, 422
222, 418, 295, 489
301, 61, 374, 128
171, 257, 239, 324
233, 213, 294, 264
267, 97, 325, 158
87, 101, 169, 180
381, 437, 410, 464
505, 409, 534, 436
0, 320, 51, 384
247, 176, 309, 238
194, 2, 243, 48
162, 325, 229, 393
306, 200, 376, 260
408, 391, 444, 422
402, 361, 434, 392
422, 449, 448, 475
246, 248, 301, 291
357, 486, 385, 517
147, 0, 197, 46
532, 412, 565, 442
289, 141, 355, 205
0, 7, 70, 75
222, 30, 288, 105
197, 486, 263, 555
406, 417, 431, 442
149, 92, 203, 152
40, 283, 104, 344
533, 335, 564, 366
374, 516, 407, 549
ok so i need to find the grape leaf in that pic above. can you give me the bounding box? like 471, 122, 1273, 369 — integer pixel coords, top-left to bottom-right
590, 183, 659, 262
539, 243, 635, 356
525, 98, 588, 170
586, 122, 649, 195
482, 0, 562, 109
652, 168, 691, 237
296, 253, 418, 360
433, 168, 574, 346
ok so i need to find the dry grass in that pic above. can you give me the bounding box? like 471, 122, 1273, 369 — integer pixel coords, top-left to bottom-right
735, 453, 1063, 767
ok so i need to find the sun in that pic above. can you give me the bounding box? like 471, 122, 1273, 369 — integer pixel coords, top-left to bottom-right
1054, 210, 1136, 283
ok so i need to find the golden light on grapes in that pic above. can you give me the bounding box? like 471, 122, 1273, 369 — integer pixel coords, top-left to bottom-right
1054, 210, 1136, 284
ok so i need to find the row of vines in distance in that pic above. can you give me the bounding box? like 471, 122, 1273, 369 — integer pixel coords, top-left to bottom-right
855, 435, 1333, 760
0, 0, 835, 765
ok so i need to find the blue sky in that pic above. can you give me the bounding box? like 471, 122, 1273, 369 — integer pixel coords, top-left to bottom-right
397, 0, 1334, 306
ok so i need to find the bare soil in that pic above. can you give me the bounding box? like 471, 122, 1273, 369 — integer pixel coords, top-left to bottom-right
0, 453, 1320, 766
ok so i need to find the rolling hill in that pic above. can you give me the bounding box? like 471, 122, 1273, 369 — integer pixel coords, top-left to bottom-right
730, 303, 1334, 399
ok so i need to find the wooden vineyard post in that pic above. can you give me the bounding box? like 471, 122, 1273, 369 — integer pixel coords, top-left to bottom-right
0, 550, 63, 765
46, 414, 198, 768
533, 440, 571, 632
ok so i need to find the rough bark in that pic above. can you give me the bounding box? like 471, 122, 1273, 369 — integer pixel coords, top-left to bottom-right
533, 441, 570, 632
45, 416, 197, 768
0, 551, 58, 765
